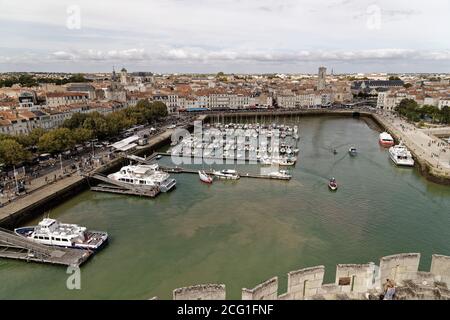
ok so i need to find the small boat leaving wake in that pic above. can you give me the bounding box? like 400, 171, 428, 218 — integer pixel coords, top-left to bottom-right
198, 170, 213, 183
348, 147, 357, 156
328, 177, 338, 191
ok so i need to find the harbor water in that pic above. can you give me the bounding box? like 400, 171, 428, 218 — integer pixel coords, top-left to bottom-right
1, 116, 449, 299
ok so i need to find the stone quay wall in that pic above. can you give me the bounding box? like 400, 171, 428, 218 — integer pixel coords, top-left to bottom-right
170, 253, 450, 300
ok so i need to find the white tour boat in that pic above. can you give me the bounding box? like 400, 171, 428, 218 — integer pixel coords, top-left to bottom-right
14, 218, 108, 250
389, 144, 414, 167
213, 169, 240, 180
267, 170, 292, 180
108, 164, 176, 192
379, 132, 395, 147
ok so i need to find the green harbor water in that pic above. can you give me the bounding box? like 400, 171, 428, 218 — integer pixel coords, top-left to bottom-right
1, 116, 449, 299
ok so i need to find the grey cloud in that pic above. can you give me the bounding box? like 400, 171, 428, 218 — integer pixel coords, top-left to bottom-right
382, 9, 419, 18
46, 48, 450, 64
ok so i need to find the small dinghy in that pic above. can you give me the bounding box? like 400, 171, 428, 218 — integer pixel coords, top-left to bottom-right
328, 177, 338, 191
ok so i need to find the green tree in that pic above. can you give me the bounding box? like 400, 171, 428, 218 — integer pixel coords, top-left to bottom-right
68, 73, 91, 83
151, 101, 168, 120
0, 139, 30, 165
440, 106, 450, 124
38, 128, 75, 154
106, 112, 132, 136
82, 113, 110, 139
72, 128, 93, 144
420, 105, 438, 122
63, 112, 88, 129
13, 127, 46, 147
395, 99, 420, 121
389, 76, 401, 81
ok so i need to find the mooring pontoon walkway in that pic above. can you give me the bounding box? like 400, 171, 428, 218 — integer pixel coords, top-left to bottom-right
0, 227, 92, 267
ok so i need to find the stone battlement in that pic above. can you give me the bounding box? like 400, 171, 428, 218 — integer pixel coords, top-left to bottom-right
169, 253, 450, 300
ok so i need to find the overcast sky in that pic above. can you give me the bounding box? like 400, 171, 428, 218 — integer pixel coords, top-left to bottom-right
0, 0, 449, 73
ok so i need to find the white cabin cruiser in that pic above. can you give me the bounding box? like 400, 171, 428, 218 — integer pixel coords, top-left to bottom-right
108, 164, 176, 192
389, 144, 414, 167
213, 169, 240, 180
267, 170, 292, 180
15, 218, 108, 250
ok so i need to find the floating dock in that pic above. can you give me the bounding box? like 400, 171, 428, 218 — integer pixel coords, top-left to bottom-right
0, 227, 92, 267
89, 174, 160, 198
159, 166, 291, 180
128, 153, 292, 180
157, 152, 297, 165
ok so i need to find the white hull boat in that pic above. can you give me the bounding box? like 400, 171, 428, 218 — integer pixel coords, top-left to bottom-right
198, 170, 213, 183
389, 144, 414, 167
15, 218, 108, 250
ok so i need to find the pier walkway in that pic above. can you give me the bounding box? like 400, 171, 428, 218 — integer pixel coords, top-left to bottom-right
159, 165, 291, 180
374, 112, 450, 178
0, 126, 180, 228
0, 227, 92, 266
0, 174, 84, 226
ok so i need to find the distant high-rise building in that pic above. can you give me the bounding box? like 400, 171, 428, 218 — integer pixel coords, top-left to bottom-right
318, 66, 327, 90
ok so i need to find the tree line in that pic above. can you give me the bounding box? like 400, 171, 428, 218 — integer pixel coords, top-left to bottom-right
0, 100, 168, 167
395, 98, 450, 124
0, 74, 91, 88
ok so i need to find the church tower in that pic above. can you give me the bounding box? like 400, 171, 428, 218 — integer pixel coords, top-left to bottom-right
120, 67, 128, 85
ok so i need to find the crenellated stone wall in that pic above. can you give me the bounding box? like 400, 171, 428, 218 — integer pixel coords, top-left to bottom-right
242, 277, 278, 300
173, 284, 226, 300
286, 266, 325, 299
379, 253, 421, 285
170, 253, 450, 300
334, 263, 377, 296
430, 254, 450, 287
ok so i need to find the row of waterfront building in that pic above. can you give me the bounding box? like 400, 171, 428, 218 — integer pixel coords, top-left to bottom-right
1, 67, 449, 135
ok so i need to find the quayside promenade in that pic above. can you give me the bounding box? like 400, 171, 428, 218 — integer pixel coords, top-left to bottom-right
0, 127, 180, 229
372, 112, 450, 182
162, 253, 450, 300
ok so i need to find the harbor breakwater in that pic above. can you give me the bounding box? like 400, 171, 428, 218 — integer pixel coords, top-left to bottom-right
166, 253, 450, 300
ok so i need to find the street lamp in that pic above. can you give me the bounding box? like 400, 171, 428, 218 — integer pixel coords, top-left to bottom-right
59, 154, 63, 176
